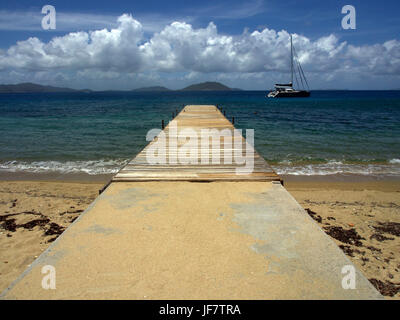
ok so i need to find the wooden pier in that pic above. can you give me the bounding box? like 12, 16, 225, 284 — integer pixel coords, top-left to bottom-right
1, 105, 382, 300
113, 105, 280, 182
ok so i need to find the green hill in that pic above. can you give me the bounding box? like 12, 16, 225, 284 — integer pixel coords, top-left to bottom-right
0, 82, 90, 93
180, 82, 233, 91
132, 86, 171, 92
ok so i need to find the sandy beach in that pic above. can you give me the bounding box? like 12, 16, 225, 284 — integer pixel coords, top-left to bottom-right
0, 177, 399, 298
0, 180, 102, 292
285, 178, 400, 299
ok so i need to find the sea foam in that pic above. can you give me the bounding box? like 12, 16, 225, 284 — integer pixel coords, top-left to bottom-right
0, 159, 130, 175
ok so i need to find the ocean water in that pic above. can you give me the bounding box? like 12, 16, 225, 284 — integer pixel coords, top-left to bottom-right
0, 90, 399, 177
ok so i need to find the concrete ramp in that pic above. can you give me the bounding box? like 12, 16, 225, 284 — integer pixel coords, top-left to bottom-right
1, 181, 382, 299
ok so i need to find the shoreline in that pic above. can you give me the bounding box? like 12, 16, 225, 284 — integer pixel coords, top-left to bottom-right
0, 172, 114, 183
1, 170, 400, 184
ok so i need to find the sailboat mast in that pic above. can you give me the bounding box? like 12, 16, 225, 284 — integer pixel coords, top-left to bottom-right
267, 32, 310, 97
290, 34, 293, 86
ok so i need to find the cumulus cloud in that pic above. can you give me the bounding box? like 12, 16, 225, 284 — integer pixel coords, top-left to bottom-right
0, 13, 399, 89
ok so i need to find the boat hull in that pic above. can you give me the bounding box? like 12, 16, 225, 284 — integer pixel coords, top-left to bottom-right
268, 90, 310, 98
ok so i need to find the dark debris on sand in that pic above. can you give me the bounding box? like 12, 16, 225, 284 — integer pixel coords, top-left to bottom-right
373, 222, 400, 237
19, 218, 50, 230
323, 226, 365, 246
338, 244, 365, 257
366, 245, 382, 253
305, 208, 322, 223
368, 221, 400, 242
1, 211, 66, 240
44, 222, 65, 236
370, 233, 395, 242
339, 245, 355, 257
369, 278, 400, 297
1, 218, 17, 232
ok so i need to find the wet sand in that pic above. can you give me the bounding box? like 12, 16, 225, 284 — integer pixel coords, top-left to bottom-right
0, 178, 399, 298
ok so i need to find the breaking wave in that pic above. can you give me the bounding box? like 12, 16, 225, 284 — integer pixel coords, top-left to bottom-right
1, 158, 399, 177
272, 160, 400, 176
0, 159, 130, 175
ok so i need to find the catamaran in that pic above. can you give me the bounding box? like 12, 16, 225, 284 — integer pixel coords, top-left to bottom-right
267, 34, 310, 98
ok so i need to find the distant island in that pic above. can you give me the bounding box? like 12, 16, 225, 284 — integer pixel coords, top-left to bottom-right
180, 82, 237, 91
133, 82, 241, 92
0, 82, 91, 93
0, 81, 241, 93
132, 86, 171, 92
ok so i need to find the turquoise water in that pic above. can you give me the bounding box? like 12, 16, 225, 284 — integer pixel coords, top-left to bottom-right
0, 90, 399, 176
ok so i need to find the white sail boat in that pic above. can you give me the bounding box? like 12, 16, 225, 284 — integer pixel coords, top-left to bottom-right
267, 34, 310, 98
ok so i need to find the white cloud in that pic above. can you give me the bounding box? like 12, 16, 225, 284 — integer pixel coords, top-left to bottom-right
0, 13, 399, 89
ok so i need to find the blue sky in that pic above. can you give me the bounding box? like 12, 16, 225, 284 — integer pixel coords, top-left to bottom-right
0, 0, 399, 89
